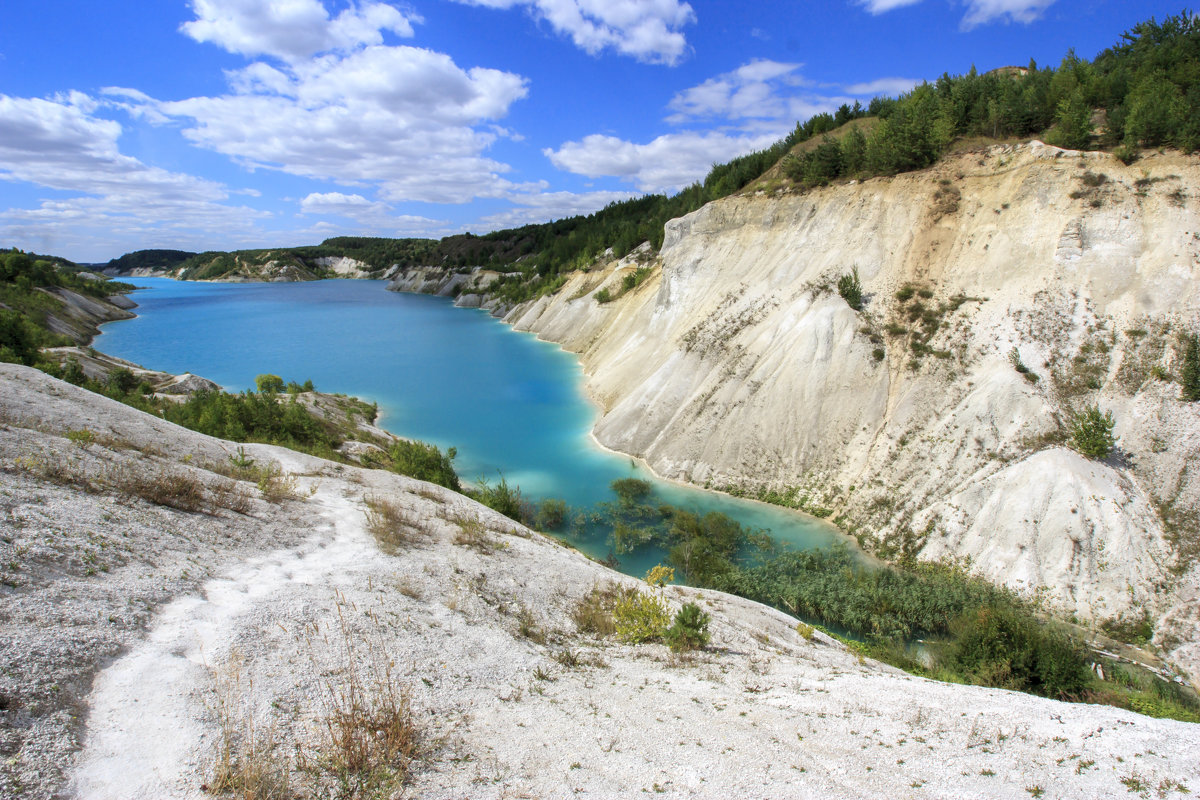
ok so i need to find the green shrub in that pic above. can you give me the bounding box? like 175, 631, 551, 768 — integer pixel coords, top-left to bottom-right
664, 602, 711, 652
389, 440, 460, 491
255, 374, 285, 394
473, 473, 524, 522
1069, 404, 1116, 459
612, 589, 670, 644
949, 606, 1089, 699
1181, 333, 1200, 401
837, 268, 863, 311
594, 288, 612, 304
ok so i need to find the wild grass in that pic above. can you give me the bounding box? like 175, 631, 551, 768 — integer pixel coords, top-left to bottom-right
363, 496, 425, 553
570, 584, 621, 637
448, 511, 500, 553
301, 595, 418, 798
207, 654, 292, 800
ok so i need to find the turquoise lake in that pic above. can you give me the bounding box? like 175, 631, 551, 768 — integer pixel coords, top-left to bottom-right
97, 278, 845, 573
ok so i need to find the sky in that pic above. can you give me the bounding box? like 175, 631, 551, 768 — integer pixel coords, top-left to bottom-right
0, 0, 1184, 262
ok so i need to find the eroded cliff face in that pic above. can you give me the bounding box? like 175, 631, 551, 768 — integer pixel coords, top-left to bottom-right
507, 142, 1200, 660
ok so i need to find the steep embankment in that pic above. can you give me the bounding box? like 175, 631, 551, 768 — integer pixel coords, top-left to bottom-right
3, 363, 1199, 800
17, 286, 136, 343
506, 143, 1200, 671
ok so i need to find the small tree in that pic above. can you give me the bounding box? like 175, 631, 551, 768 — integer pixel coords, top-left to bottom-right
664, 602, 711, 652
837, 268, 863, 311
1070, 404, 1116, 459
1181, 333, 1200, 402
255, 373, 284, 394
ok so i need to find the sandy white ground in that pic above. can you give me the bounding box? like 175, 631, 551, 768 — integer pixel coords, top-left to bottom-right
1, 364, 1198, 799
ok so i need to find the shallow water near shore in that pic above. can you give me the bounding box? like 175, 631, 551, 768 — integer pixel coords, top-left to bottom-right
97, 278, 845, 572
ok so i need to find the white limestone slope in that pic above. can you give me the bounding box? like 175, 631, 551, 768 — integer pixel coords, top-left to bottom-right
507, 143, 1200, 662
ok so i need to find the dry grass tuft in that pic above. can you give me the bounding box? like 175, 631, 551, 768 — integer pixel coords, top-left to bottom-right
109, 465, 207, 513
364, 496, 426, 553
207, 654, 292, 800
449, 511, 500, 553
257, 463, 303, 503
571, 583, 621, 637
301, 593, 418, 797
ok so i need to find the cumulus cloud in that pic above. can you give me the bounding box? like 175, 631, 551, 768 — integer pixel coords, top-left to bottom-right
454, 0, 696, 64
0, 93, 270, 260
133, 43, 529, 204
545, 131, 783, 194
0, 94, 225, 202
297, 191, 446, 233
960, 0, 1055, 28
181, 0, 420, 61
857, 0, 1057, 28
666, 59, 807, 122
548, 57, 885, 193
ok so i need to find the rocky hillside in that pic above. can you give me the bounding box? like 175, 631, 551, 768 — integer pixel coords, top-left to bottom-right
502, 142, 1200, 676
3, 363, 1199, 800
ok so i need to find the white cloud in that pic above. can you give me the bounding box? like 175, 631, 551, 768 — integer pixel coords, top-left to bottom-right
548, 57, 883, 193
961, 0, 1055, 28
476, 189, 638, 229
0, 93, 269, 260
545, 131, 783, 194
181, 0, 419, 61
454, 0, 695, 65
667, 59, 807, 122
0, 94, 224, 202
136, 44, 529, 204
858, 0, 923, 12
844, 77, 921, 96
857, 0, 1056, 28
298, 191, 446, 234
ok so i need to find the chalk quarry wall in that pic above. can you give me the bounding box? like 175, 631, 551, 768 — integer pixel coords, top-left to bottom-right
507, 143, 1200, 650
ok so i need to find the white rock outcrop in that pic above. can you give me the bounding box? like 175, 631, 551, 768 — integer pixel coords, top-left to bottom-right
507, 144, 1200, 658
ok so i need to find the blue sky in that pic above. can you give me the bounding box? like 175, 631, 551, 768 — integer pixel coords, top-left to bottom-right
0, 0, 1182, 262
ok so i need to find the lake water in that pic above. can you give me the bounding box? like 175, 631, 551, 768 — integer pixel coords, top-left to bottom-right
97, 278, 846, 573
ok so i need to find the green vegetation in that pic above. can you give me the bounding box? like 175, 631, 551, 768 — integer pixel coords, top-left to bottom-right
664, 602, 711, 652
837, 268, 863, 311
1181, 333, 1200, 401
783, 14, 1200, 185
386, 441, 461, 492
103, 249, 196, 274
0, 249, 136, 364
1070, 404, 1117, 459
612, 589, 671, 644
611, 477, 652, 504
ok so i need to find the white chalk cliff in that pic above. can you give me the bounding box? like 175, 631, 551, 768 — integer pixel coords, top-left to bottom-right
506, 143, 1200, 673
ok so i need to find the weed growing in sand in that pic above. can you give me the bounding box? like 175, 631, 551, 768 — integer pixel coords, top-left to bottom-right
363, 496, 425, 553
300, 593, 419, 798
257, 463, 302, 503
449, 511, 501, 553
66, 428, 95, 448
207, 654, 292, 800
571, 584, 620, 637
516, 605, 546, 645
